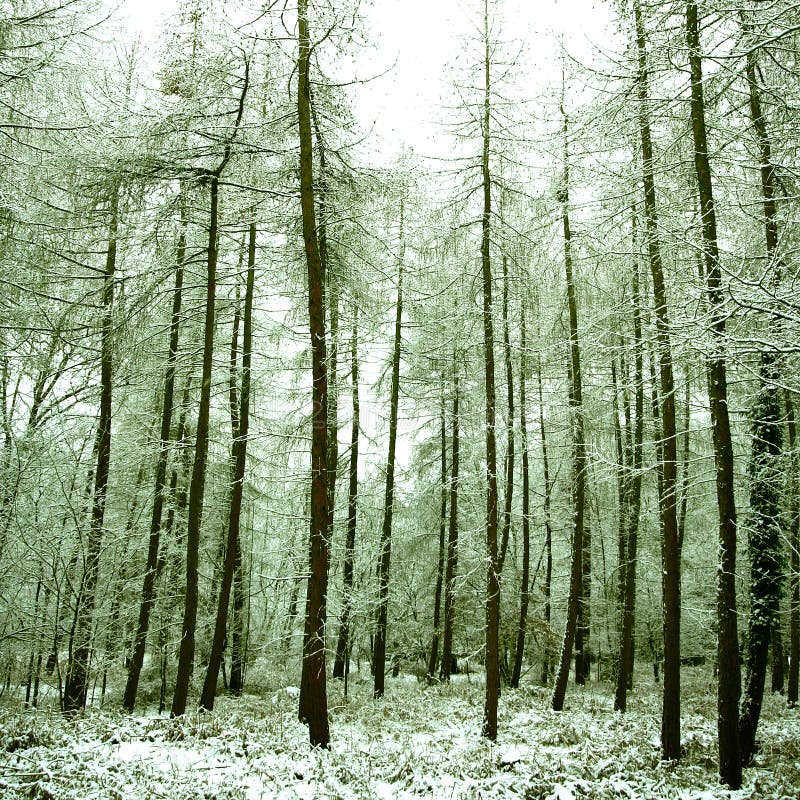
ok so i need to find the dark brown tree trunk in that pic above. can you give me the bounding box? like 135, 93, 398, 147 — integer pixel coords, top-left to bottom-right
498, 253, 514, 574
686, 2, 741, 787
333, 316, 360, 680
633, 0, 681, 758
739, 353, 783, 764
171, 175, 220, 718
678, 376, 691, 552
124, 204, 186, 712
63, 186, 117, 714
199, 221, 256, 710
615, 257, 645, 712
611, 356, 628, 655
738, 28, 785, 765
441, 373, 460, 683
551, 102, 587, 714
771, 623, 785, 695
374, 213, 404, 699
296, 0, 330, 747
510, 303, 529, 689
427, 388, 448, 682
786, 391, 799, 706
575, 516, 591, 685
538, 355, 553, 686
171, 55, 247, 716
480, 0, 500, 740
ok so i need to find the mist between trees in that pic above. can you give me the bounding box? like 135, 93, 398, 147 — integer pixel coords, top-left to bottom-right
2, 0, 800, 793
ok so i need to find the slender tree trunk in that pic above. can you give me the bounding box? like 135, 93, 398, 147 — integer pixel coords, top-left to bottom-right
427, 388, 448, 682
171, 176, 220, 718
199, 222, 256, 710
374, 211, 404, 699
611, 356, 628, 654
296, 0, 330, 747
576, 514, 591, 685
678, 376, 691, 552
333, 315, 360, 680
551, 100, 587, 714
510, 303, 529, 688
738, 27, 785, 765
686, 2, 741, 786
785, 391, 799, 705
771, 623, 785, 695
739, 354, 782, 764
498, 253, 514, 574
441, 373, 460, 682
538, 355, 553, 686
480, 0, 500, 740
124, 205, 186, 712
615, 257, 645, 711
63, 186, 117, 714
633, 0, 681, 757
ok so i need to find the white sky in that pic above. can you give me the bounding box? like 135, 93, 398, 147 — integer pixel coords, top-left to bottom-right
117, 0, 618, 160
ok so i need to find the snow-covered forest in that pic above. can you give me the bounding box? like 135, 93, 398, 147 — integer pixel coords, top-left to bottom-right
1, 0, 800, 797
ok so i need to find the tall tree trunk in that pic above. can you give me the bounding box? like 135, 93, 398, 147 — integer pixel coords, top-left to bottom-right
333, 315, 360, 680
738, 26, 785, 765
575, 514, 591, 685
171, 55, 247, 716
538, 354, 553, 686
200, 221, 256, 710
171, 176, 220, 718
441, 372, 460, 682
498, 252, 514, 574
63, 185, 117, 714
296, 0, 330, 747
611, 356, 628, 655
785, 391, 799, 705
374, 209, 404, 699
480, 0, 501, 740
739, 355, 783, 763
686, 2, 741, 787
427, 387, 448, 682
510, 303, 529, 688
633, 0, 681, 758
615, 257, 645, 711
551, 100, 587, 714
124, 203, 186, 712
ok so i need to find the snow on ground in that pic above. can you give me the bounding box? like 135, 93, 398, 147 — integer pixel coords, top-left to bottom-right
1, 671, 799, 799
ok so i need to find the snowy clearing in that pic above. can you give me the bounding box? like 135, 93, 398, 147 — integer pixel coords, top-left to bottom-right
2, 671, 799, 799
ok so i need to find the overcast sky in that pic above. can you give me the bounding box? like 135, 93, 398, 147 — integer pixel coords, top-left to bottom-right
118, 0, 617, 160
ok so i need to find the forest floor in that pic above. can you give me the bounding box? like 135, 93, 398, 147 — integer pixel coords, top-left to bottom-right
1, 667, 798, 800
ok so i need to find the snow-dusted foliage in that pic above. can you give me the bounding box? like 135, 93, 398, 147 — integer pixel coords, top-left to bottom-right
2, 671, 799, 799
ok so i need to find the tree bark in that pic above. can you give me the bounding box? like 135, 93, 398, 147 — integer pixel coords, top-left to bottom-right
199, 221, 256, 710
551, 100, 587, 714
441, 372, 459, 683
427, 388, 448, 682
333, 315, 360, 680
373, 208, 404, 698
480, 0, 500, 740
738, 25, 785, 765
686, 2, 741, 787
510, 302, 529, 688
124, 201, 186, 712
633, 0, 681, 757
615, 257, 645, 712
171, 175, 219, 718
785, 391, 799, 705
538, 354, 553, 686
63, 185, 117, 714
296, 0, 330, 748
498, 252, 514, 574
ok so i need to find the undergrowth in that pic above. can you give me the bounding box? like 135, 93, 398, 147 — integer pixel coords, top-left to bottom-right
1, 667, 798, 799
